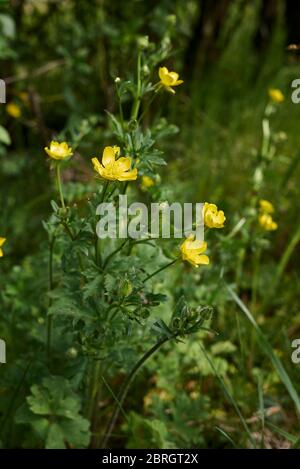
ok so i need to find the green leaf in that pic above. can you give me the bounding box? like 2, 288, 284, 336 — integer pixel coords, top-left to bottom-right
0, 14, 15, 38
124, 412, 173, 449
46, 423, 66, 449
211, 341, 237, 355
16, 376, 91, 448
0, 125, 11, 145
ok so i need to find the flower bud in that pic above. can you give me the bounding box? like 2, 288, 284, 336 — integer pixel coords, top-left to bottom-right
119, 278, 133, 297
66, 347, 78, 359
137, 35, 149, 50
142, 64, 150, 76
166, 14, 176, 26
161, 36, 171, 50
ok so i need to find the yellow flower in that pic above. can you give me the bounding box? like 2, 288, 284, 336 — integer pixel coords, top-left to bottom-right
141, 175, 155, 189
203, 202, 226, 229
6, 103, 21, 118
268, 88, 284, 103
92, 146, 138, 182
18, 91, 29, 104
158, 67, 183, 94
259, 199, 274, 214
180, 235, 209, 267
0, 238, 6, 258
44, 141, 73, 161
259, 213, 278, 231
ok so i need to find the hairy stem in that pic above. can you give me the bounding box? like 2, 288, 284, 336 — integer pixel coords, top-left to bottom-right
47, 236, 55, 359
95, 181, 110, 265
143, 258, 178, 284
131, 51, 142, 121
101, 335, 172, 448
55, 164, 65, 211
103, 239, 129, 269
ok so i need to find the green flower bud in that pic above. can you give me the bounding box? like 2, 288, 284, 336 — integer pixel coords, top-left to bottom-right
119, 278, 133, 297
166, 14, 176, 26
137, 35, 149, 50
66, 347, 78, 359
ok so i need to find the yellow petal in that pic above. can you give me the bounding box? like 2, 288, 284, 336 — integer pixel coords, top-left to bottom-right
196, 254, 210, 265
44, 141, 73, 160
6, 103, 21, 118
159, 67, 169, 82
102, 146, 116, 167
92, 157, 105, 176
268, 88, 284, 103
113, 146, 121, 157
259, 199, 274, 214
116, 157, 131, 172
118, 168, 138, 181
174, 79, 184, 86
169, 72, 179, 83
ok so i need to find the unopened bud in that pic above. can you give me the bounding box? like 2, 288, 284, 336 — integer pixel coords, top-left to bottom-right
142, 65, 150, 76
166, 14, 176, 26
66, 347, 78, 359
137, 35, 149, 50
120, 278, 133, 297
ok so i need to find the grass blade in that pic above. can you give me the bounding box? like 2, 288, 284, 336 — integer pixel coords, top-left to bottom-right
226, 283, 300, 415
199, 344, 256, 448
215, 426, 237, 448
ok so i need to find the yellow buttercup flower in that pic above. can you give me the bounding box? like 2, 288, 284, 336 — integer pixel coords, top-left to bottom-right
259, 199, 274, 214
268, 88, 284, 103
6, 103, 21, 118
203, 202, 226, 229
0, 238, 6, 258
44, 141, 73, 161
259, 213, 278, 231
158, 67, 183, 94
259, 199, 277, 230
180, 235, 209, 268
92, 146, 138, 182
141, 175, 155, 189
18, 91, 29, 104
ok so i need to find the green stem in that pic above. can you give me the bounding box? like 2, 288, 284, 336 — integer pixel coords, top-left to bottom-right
138, 92, 157, 122
95, 181, 110, 265
103, 239, 129, 269
90, 360, 102, 422
261, 118, 270, 159
101, 315, 211, 448
56, 164, 65, 211
250, 246, 262, 371
251, 247, 261, 311
143, 258, 178, 284
61, 221, 75, 240
47, 236, 55, 359
116, 83, 125, 132
131, 51, 142, 121
0, 361, 31, 438
101, 180, 110, 203
101, 335, 172, 448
